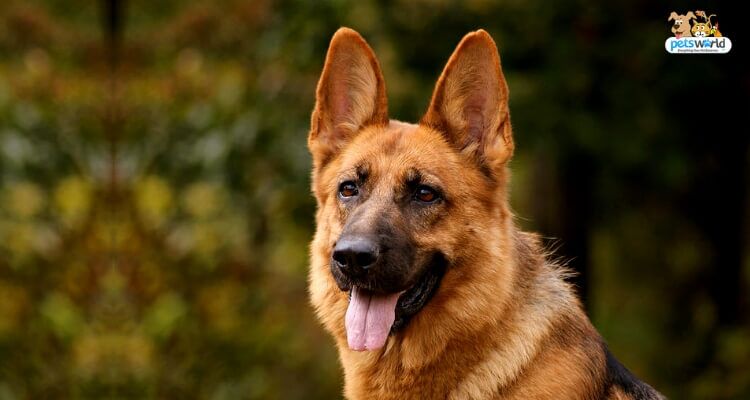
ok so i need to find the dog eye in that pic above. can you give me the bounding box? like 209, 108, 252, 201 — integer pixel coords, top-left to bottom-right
339, 181, 358, 198
414, 185, 440, 203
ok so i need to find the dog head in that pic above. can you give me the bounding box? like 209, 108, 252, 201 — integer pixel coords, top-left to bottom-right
308, 28, 514, 353
669, 11, 695, 38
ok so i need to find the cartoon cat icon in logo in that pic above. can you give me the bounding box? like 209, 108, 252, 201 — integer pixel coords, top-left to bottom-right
692, 21, 711, 37
693, 10, 719, 37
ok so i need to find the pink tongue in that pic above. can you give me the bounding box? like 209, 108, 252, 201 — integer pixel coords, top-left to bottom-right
345, 286, 401, 351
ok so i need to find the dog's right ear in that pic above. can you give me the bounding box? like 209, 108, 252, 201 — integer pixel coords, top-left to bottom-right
308, 28, 388, 170
421, 30, 513, 175
668, 12, 678, 22
686, 11, 696, 20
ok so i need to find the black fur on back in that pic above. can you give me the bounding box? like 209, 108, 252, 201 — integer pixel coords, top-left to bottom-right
605, 345, 665, 399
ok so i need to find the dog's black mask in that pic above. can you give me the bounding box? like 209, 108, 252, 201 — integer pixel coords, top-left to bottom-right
330, 207, 446, 331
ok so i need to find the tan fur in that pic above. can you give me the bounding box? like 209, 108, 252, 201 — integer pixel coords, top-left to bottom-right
308, 28, 662, 400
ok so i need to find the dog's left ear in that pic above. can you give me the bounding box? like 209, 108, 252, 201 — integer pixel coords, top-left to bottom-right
309, 28, 389, 170
421, 29, 513, 172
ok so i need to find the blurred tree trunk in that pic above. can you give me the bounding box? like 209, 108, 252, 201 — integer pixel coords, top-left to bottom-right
689, 39, 749, 329
530, 150, 593, 309
102, 0, 122, 62
671, 3, 750, 382
703, 2, 748, 329
558, 153, 594, 308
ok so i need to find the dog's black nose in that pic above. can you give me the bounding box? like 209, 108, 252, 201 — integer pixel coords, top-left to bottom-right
332, 236, 379, 273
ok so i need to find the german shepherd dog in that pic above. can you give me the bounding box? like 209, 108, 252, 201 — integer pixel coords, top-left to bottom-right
307, 28, 664, 400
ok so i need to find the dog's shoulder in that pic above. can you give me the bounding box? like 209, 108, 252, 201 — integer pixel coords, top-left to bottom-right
514, 230, 665, 400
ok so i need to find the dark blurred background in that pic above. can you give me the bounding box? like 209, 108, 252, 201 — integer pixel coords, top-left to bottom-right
0, 0, 748, 399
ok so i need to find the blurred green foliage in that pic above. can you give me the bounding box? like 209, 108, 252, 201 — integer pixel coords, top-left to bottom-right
0, 0, 748, 399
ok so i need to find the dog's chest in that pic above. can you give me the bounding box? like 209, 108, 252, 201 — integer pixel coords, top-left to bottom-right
344, 352, 473, 400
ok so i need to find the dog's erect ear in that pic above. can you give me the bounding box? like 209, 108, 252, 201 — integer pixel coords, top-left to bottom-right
309, 28, 388, 169
669, 12, 678, 22
421, 29, 513, 172
686, 11, 696, 20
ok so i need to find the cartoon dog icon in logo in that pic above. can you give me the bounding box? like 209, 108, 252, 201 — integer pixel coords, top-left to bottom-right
669, 11, 695, 38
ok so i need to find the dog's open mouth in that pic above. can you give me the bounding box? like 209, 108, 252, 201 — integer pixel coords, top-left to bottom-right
344, 254, 446, 351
